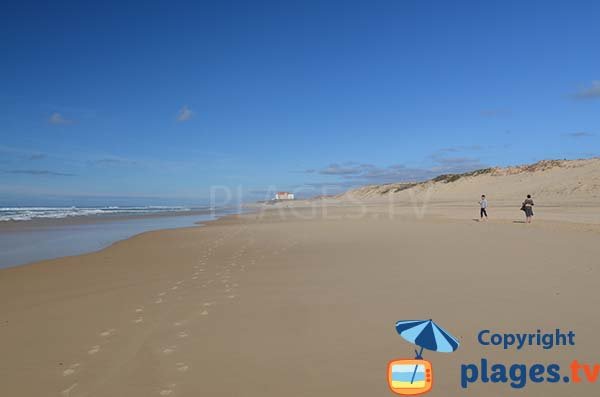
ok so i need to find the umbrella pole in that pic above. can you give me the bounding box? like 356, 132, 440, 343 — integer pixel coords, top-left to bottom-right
410, 347, 424, 384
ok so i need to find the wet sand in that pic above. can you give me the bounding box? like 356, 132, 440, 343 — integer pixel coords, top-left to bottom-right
1, 203, 599, 396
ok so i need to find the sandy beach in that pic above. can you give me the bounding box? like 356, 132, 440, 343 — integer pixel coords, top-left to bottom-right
3, 3, 599, 395
1, 196, 600, 396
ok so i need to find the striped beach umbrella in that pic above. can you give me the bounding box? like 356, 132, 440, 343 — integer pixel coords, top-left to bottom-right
395, 319, 460, 355
395, 319, 460, 385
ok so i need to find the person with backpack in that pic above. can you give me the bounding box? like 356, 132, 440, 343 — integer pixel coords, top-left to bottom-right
521, 194, 535, 223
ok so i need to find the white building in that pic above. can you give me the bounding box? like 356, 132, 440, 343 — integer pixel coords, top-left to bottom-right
275, 192, 294, 200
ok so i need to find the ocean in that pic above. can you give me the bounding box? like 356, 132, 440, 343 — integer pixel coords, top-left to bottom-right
0, 206, 240, 269
0, 206, 194, 222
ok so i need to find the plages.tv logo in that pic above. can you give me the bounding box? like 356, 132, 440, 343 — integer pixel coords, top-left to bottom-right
387, 319, 460, 395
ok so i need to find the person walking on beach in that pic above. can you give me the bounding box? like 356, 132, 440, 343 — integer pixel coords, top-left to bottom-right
479, 194, 488, 221
521, 194, 535, 223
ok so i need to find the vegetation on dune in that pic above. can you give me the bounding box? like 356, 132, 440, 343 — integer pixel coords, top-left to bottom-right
379, 183, 417, 194
432, 167, 495, 184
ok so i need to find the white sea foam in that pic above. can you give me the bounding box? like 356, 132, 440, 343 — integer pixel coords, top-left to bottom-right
0, 206, 193, 221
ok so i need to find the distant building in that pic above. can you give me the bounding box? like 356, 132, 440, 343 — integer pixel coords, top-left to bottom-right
275, 192, 295, 200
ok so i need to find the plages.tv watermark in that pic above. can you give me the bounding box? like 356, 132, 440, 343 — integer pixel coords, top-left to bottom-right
461, 328, 599, 389
208, 184, 435, 220
387, 323, 598, 395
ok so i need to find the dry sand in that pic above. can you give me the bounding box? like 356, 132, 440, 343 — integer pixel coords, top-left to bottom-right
1, 200, 600, 396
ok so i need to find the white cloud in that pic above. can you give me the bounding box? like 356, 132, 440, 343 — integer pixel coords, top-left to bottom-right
176, 105, 194, 122
565, 131, 595, 138
308, 151, 488, 185
3, 169, 76, 176
574, 81, 600, 100
48, 112, 74, 125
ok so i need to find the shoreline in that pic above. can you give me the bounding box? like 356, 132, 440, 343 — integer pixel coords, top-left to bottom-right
4, 200, 599, 271
0, 208, 246, 269
0, 208, 224, 231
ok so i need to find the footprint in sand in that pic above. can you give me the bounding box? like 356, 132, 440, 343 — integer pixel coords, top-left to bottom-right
88, 345, 101, 355
176, 362, 189, 372
62, 363, 81, 376
162, 346, 176, 355
100, 329, 116, 338
60, 383, 78, 397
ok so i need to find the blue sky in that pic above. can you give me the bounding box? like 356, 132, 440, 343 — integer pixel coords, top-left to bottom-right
1, 0, 599, 206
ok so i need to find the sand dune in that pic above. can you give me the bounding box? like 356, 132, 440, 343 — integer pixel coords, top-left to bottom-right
338, 158, 600, 204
